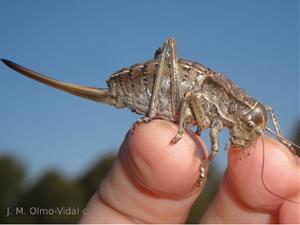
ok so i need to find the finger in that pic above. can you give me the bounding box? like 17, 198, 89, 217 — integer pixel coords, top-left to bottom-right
279, 192, 300, 223
201, 136, 300, 223
80, 120, 208, 223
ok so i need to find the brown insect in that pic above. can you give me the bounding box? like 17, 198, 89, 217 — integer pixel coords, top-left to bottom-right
1, 38, 299, 202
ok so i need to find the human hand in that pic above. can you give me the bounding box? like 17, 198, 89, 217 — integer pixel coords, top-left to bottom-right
80, 120, 300, 223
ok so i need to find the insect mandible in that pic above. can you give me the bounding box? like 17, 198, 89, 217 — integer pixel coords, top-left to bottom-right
1, 38, 299, 195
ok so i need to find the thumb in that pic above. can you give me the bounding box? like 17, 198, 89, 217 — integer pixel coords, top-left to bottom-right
200, 136, 300, 223
80, 120, 208, 223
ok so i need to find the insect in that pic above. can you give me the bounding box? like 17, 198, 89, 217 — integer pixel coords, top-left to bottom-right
1, 38, 299, 200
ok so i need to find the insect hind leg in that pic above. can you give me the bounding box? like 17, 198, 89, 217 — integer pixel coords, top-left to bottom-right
133, 39, 183, 135
148, 38, 182, 119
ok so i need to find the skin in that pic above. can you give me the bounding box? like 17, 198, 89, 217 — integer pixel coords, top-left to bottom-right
80, 120, 300, 224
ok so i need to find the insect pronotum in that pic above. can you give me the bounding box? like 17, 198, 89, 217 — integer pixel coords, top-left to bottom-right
2, 38, 299, 204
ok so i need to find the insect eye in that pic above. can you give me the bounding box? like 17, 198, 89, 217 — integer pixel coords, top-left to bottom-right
247, 121, 255, 128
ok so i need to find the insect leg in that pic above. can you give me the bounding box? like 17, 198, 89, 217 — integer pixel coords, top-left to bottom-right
189, 94, 210, 131
170, 92, 190, 144
197, 119, 222, 186
168, 38, 182, 118
208, 126, 221, 161
148, 39, 169, 118
130, 117, 152, 133
133, 38, 183, 133
187, 93, 222, 159
148, 38, 182, 119
170, 91, 210, 144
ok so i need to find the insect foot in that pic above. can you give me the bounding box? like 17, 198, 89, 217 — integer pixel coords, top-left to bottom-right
170, 134, 183, 144
196, 160, 209, 186
130, 117, 152, 134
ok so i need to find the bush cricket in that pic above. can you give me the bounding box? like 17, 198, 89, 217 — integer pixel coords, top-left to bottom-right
2, 38, 299, 204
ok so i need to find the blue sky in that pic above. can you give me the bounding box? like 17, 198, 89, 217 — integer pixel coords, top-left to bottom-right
0, 0, 298, 180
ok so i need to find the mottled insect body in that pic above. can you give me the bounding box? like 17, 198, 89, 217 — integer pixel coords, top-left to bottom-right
108, 59, 253, 124
105, 55, 267, 153
1, 38, 299, 197
107, 59, 209, 121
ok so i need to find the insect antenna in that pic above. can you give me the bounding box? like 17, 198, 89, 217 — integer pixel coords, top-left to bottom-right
260, 136, 300, 204
265, 105, 300, 156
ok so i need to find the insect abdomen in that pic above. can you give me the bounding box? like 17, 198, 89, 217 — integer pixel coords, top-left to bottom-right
107, 60, 158, 115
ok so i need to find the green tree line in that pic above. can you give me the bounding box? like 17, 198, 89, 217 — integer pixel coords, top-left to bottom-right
0, 153, 220, 223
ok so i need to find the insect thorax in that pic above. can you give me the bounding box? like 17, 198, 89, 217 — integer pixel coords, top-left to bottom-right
199, 78, 250, 126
